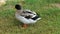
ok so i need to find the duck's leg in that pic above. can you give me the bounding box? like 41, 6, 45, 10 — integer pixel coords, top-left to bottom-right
22, 24, 28, 28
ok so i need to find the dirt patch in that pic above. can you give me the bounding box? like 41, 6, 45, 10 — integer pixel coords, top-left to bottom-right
50, 3, 60, 8
43, 3, 60, 9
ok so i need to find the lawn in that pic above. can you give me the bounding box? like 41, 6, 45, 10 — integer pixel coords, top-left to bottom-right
0, 0, 60, 34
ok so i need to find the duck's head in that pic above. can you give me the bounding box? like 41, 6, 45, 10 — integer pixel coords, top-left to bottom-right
15, 4, 21, 10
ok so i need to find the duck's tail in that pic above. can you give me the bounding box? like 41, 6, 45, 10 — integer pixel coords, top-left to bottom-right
31, 15, 41, 21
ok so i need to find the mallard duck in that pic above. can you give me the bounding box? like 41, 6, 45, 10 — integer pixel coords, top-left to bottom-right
15, 4, 41, 28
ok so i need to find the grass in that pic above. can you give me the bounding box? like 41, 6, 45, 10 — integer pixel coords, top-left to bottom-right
0, 0, 60, 34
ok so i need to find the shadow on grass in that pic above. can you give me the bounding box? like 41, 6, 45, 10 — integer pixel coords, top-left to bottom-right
13, 18, 23, 27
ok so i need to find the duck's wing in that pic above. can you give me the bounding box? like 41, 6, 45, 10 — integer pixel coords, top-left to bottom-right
23, 11, 36, 19
23, 10, 36, 15
31, 15, 40, 20
24, 10, 41, 20
25, 15, 32, 19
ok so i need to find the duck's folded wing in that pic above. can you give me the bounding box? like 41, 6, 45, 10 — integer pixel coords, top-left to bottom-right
25, 15, 32, 19
31, 15, 41, 21
23, 10, 36, 15
31, 15, 39, 20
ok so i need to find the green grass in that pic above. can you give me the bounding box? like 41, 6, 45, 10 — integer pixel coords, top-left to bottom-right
0, 0, 60, 34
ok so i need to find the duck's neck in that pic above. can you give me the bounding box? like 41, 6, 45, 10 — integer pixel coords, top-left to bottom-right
16, 10, 23, 15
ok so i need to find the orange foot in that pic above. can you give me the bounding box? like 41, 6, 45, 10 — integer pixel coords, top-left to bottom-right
22, 24, 28, 28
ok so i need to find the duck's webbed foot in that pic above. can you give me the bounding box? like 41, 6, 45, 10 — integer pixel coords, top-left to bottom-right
22, 24, 28, 28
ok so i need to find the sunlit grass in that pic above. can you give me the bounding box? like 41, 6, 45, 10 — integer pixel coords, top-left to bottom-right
0, 0, 60, 34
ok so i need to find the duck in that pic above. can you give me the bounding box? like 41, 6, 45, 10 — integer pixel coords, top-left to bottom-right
15, 4, 41, 28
